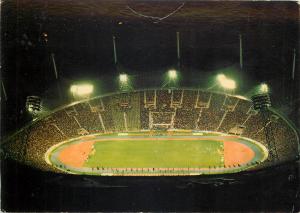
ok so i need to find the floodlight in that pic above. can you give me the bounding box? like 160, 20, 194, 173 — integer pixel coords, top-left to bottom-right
119, 74, 128, 83
119, 73, 133, 92
28, 106, 33, 112
216, 74, 236, 90
220, 79, 236, 90
216, 74, 226, 82
168, 69, 177, 80
70, 84, 94, 96
70, 85, 77, 93
259, 83, 269, 93
76, 85, 93, 95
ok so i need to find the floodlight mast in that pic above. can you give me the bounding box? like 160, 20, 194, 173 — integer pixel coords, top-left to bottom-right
239, 34, 243, 70
176, 32, 181, 69
1, 80, 7, 101
51, 53, 62, 99
112, 36, 132, 92
112, 35, 118, 65
51, 53, 58, 79
292, 48, 296, 80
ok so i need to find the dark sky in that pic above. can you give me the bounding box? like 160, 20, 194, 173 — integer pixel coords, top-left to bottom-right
1, 1, 299, 133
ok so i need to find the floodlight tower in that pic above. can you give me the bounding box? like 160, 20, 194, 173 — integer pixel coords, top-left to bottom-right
112, 35, 133, 92
251, 84, 278, 161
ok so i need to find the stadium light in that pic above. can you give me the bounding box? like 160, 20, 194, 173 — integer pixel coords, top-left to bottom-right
168, 69, 177, 80
216, 74, 236, 90
162, 69, 180, 88
221, 79, 236, 90
216, 74, 226, 82
28, 106, 34, 112
119, 73, 128, 83
119, 73, 133, 92
259, 83, 269, 93
70, 84, 94, 97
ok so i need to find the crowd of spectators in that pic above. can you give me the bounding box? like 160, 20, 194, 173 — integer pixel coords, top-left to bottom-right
73, 102, 104, 133
196, 93, 225, 130
218, 98, 252, 133
3, 89, 299, 172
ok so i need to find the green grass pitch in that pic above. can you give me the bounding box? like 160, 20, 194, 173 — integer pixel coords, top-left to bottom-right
84, 139, 224, 168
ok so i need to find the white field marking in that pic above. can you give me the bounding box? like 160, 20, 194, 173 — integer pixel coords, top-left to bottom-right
193, 132, 203, 136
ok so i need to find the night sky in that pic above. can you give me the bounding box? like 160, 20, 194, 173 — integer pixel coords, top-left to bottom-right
1, 1, 299, 134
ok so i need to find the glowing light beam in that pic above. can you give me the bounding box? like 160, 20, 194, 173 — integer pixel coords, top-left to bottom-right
70, 84, 94, 96
216, 74, 236, 90
168, 69, 177, 80
119, 74, 128, 83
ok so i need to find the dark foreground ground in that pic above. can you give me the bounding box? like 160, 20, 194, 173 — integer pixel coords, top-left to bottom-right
1, 158, 300, 212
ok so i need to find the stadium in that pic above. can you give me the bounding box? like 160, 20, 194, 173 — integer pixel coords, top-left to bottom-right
3, 88, 299, 177
1, 1, 300, 212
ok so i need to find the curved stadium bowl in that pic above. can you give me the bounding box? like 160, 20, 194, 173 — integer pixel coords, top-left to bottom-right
3, 88, 299, 177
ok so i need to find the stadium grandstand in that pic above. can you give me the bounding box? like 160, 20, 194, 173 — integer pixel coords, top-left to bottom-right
3, 89, 299, 176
